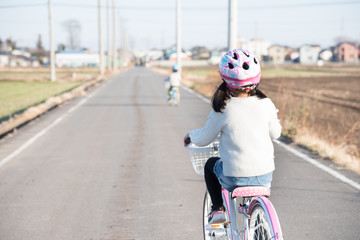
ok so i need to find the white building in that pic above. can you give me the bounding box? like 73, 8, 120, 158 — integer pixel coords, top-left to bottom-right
55, 50, 99, 67
319, 49, 333, 61
299, 45, 321, 64
0, 52, 10, 67
238, 37, 271, 61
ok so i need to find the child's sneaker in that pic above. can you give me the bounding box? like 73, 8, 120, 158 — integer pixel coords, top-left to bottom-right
208, 207, 226, 224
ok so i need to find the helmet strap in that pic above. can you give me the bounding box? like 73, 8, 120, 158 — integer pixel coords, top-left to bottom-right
238, 84, 257, 92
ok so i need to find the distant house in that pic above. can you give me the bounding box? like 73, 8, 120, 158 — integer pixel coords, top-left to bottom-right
299, 45, 321, 64
167, 52, 191, 61
145, 50, 164, 61
28, 48, 48, 65
55, 50, 99, 67
319, 49, 333, 61
2, 49, 33, 67
268, 45, 286, 64
0, 51, 10, 67
191, 46, 210, 60
238, 37, 271, 61
208, 49, 227, 65
288, 48, 300, 62
334, 42, 358, 63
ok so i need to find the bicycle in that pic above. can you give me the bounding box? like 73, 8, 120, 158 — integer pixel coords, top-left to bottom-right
188, 139, 284, 240
167, 86, 180, 106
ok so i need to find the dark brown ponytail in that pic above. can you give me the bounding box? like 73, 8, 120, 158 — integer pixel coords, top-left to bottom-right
211, 81, 267, 113
212, 81, 232, 113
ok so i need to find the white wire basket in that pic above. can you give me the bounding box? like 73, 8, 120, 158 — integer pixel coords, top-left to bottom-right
188, 139, 220, 176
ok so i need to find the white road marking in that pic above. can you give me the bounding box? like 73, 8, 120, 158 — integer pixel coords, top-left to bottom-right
0, 91, 96, 169
275, 140, 360, 191
180, 85, 211, 104
181, 84, 360, 191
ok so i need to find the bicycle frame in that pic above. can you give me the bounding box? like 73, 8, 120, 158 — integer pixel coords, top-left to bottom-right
222, 188, 243, 240
205, 187, 283, 240
170, 88, 177, 104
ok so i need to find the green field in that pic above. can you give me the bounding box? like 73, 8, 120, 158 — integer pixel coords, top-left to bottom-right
0, 72, 69, 77
0, 81, 82, 121
0, 71, 98, 77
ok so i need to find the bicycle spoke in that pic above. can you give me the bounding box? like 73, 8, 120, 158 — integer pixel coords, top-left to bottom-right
249, 205, 272, 240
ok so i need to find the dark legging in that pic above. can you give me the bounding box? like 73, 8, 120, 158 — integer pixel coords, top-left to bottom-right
204, 157, 223, 211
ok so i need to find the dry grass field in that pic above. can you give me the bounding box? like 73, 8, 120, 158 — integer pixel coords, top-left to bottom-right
156, 64, 360, 174
261, 68, 360, 174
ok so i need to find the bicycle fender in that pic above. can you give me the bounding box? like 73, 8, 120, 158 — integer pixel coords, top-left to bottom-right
248, 196, 284, 240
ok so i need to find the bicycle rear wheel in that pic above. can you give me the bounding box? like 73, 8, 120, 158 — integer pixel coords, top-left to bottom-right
174, 87, 180, 105
248, 197, 283, 240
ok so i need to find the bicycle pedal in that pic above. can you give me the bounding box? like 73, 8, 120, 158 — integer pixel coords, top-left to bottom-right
206, 221, 229, 230
206, 223, 223, 230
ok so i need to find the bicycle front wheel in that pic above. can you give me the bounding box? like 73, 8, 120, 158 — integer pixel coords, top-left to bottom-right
248, 197, 283, 240
203, 191, 212, 240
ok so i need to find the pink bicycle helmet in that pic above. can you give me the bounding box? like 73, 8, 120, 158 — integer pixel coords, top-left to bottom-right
219, 49, 261, 89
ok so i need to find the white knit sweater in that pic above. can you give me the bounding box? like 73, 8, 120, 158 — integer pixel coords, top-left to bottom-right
189, 96, 282, 177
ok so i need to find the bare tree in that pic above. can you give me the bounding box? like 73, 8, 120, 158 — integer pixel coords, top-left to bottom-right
57, 43, 66, 52
334, 35, 352, 44
36, 34, 44, 50
6, 38, 16, 50
62, 19, 82, 50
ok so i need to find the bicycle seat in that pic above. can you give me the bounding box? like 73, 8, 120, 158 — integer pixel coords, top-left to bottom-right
231, 186, 270, 198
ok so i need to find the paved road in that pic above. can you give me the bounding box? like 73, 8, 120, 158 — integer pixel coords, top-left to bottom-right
0, 67, 359, 240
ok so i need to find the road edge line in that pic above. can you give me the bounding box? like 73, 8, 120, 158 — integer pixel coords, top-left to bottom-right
180, 85, 211, 104
274, 140, 360, 191
0, 92, 94, 170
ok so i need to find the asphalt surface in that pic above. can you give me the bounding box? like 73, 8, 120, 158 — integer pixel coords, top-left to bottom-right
0, 67, 359, 240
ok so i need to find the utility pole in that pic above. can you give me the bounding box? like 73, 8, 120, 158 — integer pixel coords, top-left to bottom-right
107, 0, 111, 71
176, 0, 181, 72
112, 0, 117, 71
120, 18, 126, 67
228, 0, 238, 50
98, 0, 104, 76
48, 0, 56, 82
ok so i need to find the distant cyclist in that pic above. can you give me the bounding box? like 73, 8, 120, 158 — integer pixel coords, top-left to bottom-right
164, 65, 181, 105
183, 49, 282, 224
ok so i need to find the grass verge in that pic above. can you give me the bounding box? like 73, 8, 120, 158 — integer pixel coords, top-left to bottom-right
292, 128, 360, 174
0, 81, 82, 121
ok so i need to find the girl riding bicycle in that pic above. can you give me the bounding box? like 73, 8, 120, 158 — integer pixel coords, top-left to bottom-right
164, 65, 181, 105
183, 49, 282, 225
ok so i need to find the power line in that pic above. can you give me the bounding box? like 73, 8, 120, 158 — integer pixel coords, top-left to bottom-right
1, 1, 359, 10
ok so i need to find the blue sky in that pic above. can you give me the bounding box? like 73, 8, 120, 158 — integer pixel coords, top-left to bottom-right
1, 0, 359, 51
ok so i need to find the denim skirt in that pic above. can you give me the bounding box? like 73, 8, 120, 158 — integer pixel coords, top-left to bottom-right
213, 160, 273, 192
